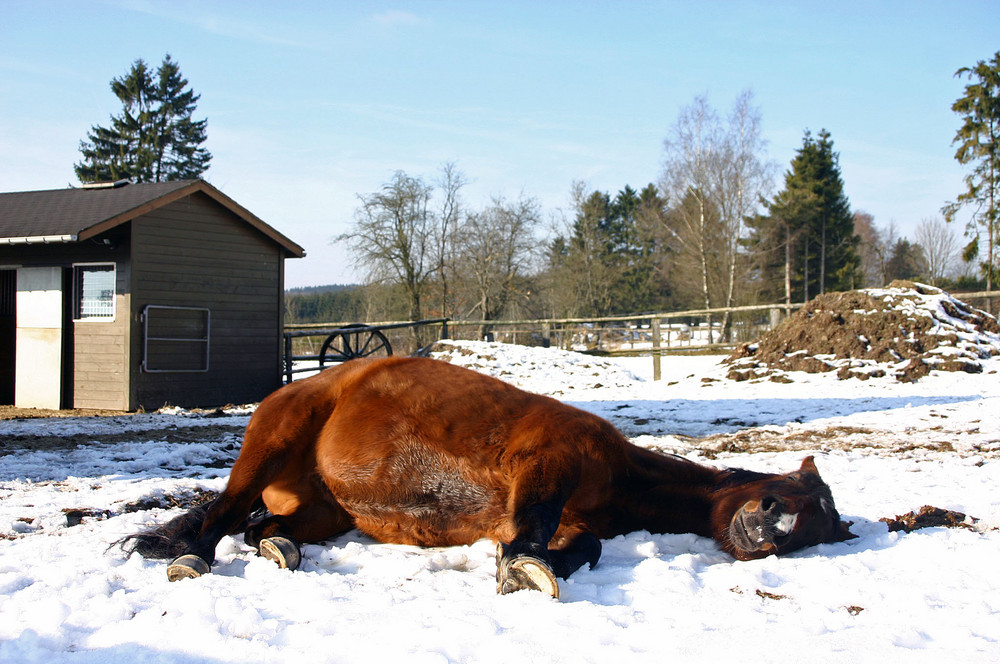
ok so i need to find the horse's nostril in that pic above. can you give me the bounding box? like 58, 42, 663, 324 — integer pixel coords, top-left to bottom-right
761, 496, 779, 513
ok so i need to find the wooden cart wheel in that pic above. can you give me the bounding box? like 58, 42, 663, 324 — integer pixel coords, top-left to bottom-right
319, 325, 393, 365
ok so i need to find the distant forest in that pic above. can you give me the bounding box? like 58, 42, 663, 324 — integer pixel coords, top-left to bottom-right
284, 285, 367, 324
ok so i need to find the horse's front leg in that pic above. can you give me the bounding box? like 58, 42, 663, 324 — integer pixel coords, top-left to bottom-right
496, 462, 579, 598
496, 499, 563, 597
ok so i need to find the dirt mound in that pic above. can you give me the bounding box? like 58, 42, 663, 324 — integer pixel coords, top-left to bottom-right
725, 281, 1000, 382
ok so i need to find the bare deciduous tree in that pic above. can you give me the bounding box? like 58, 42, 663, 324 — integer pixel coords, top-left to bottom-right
715, 90, 775, 338
660, 91, 774, 340
854, 211, 893, 287
660, 95, 721, 320
914, 216, 960, 286
433, 162, 469, 319
338, 170, 435, 345
454, 194, 541, 337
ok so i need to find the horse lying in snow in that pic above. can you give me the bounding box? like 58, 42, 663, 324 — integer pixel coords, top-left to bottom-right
123, 356, 855, 598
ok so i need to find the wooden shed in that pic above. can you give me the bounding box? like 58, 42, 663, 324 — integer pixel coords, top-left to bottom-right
0, 179, 304, 411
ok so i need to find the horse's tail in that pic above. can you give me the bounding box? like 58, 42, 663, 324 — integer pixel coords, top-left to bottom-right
116, 497, 266, 559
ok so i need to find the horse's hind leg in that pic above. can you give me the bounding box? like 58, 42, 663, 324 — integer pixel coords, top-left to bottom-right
166, 481, 269, 581
166, 432, 304, 581
243, 479, 355, 571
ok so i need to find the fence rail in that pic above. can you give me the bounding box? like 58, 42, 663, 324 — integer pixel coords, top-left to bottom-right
283, 290, 1000, 382
283, 304, 798, 382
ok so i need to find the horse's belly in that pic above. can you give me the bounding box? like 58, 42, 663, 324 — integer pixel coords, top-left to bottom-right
324, 454, 505, 547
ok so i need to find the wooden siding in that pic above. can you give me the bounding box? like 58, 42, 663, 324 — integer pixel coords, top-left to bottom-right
130, 192, 284, 409
72, 290, 129, 409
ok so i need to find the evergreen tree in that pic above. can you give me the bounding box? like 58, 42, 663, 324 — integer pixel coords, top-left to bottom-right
943, 50, 1000, 290
75, 55, 211, 183
746, 129, 858, 302
547, 184, 666, 317
568, 189, 617, 316
884, 239, 929, 282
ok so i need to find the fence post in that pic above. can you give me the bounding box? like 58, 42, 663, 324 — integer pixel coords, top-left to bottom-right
651, 318, 661, 381
770, 306, 782, 330
283, 333, 293, 384
542, 322, 551, 348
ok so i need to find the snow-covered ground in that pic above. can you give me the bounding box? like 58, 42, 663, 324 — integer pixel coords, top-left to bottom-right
2, 341, 998, 663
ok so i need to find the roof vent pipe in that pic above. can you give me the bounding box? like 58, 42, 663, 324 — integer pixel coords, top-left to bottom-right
81, 179, 131, 190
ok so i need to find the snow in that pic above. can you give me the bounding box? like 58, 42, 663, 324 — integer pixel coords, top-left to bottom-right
2, 341, 999, 662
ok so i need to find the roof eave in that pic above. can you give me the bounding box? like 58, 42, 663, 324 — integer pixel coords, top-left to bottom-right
1, 234, 79, 245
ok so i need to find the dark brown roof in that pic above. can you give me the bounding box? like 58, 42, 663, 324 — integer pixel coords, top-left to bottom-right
0, 179, 304, 257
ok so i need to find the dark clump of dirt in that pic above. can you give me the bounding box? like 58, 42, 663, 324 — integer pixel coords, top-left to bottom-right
63, 488, 219, 528
121, 487, 219, 514
725, 281, 1000, 382
879, 505, 985, 533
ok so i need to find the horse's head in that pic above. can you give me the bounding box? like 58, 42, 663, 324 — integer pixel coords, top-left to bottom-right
715, 456, 855, 561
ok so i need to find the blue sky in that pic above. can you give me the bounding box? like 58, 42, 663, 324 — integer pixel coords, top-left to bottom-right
2, 1, 997, 288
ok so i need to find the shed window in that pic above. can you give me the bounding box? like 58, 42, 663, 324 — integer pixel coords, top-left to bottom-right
73, 264, 115, 320
142, 305, 210, 372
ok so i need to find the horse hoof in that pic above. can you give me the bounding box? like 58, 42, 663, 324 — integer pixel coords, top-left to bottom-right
167, 554, 211, 582
259, 536, 301, 570
497, 556, 560, 599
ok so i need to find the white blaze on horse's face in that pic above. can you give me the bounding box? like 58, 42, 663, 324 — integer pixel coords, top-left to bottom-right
775, 511, 798, 536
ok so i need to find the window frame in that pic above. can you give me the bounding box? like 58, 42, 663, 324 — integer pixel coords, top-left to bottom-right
141, 305, 212, 373
72, 262, 116, 322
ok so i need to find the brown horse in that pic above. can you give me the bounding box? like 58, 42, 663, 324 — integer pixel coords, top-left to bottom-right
123, 356, 855, 598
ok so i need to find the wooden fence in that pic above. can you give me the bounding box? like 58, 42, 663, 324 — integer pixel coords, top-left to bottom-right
284, 303, 800, 382
284, 290, 1000, 382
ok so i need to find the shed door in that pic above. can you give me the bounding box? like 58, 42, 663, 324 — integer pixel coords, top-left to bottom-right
15, 267, 65, 409
0, 270, 13, 404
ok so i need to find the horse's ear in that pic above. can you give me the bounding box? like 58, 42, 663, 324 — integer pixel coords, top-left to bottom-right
836, 520, 857, 541
799, 455, 820, 476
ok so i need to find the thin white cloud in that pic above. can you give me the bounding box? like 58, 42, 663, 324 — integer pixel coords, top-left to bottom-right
371, 10, 423, 27
107, 0, 309, 48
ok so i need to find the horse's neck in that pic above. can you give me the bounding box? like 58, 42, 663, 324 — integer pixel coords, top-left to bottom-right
612, 446, 729, 538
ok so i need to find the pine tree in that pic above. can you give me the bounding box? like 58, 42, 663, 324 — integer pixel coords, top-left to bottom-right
943, 51, 1000, 291
152, 55, 211, 180
543, 183, 667, 317
884, 239, 929, 282
75, 55, 211, 183
746, 129, 858, 303
808, 130, 859, 292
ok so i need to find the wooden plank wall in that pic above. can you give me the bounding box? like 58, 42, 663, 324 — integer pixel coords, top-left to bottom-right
130, 192, 284, 409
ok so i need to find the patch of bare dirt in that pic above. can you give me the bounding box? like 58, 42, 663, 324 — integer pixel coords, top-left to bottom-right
0, 423, 246, 456
725, 281, 1000, 382
0, 405, 129, 420
675, 425, 986, 459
